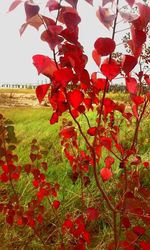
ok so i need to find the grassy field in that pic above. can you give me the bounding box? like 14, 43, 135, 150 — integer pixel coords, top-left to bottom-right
0, 89, 150, 249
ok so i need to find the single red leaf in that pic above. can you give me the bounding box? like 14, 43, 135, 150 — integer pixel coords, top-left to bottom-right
41, 25, 63, 50
22, 15, 43, 34
102, 0, 114, 6
132, 105, 139, 120
84, 98, 92, 110
87, 127, 96, 136
82, 231, 90, 244
60, 127, 76, 139
50, 112, 59, 124
46, 0, 61, 11
126, 77, 137, 94
63, 11, 81, 29
68, 90, 84, 109
33, 54, 57, 78
139, 241, 150, 250
86, 207, 99, 221
122, 217, 131, 229
84, 0, 93, 5
92, 50, 101, 67
100, 167, 112, 181
66, 0, 78, 9
6, 215, 14, 225
37, 214, 43, 224
131, 27, 146, 50
122, 55, 137, 74
96, 7, 115, 29
125, 0, 135, 7
30, 153, 37, 162
32, 179, 39, 188
53, 200, 60, 209
94, 78, 109, 91
137, 3, 150, 28
94, 37, 116, 56
132, 96, 144, 105
144, 75, 150, 86
60, 27, 78, 44
105, 156, 114, 168
101, 61, 120, 80
133, 226, 145, 236
0, 173, 9, 182
100, 137, 112, 150
54, 68, 74, 87
8, 0, 22, 12
36, 84, 50, 103
24, 1, 40, 20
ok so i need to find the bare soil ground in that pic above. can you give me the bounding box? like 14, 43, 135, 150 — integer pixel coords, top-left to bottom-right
0, 91, 40, 107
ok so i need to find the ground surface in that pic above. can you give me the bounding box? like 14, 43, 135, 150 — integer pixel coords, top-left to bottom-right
0, 91, 39, 107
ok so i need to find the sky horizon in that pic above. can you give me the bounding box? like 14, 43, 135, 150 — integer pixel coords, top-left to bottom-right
0, 0, 149, 85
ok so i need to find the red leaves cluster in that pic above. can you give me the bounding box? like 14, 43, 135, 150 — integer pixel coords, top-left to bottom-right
62, 215, 90, 248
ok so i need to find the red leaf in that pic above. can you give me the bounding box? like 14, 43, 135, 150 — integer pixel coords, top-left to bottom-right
94, 37, 115, 56
63, 11, 81, 29
53, 200, 60, 209
137, 3, 150, 28
68, 90, 84, 109
32, 179, 39, 188
36, 84, 50, 103
24, 1, 40, 20
139, 241, 150, 250
101, 61, 120, 80
50, 112, 59, 124
144, 75, 150, 86
0, 173, 9, 182
6, 215, 14, 225
8, 0, 22, 12
33, 54, 57, 78
84, 0, 93, 5
94, 78, 109, 91
132, 96, 144, 105
126, 77, 137, 94
96, 7, 115, 29
100, 167, 112, 181
54, 68, 74, 87
82, 231, 90, 244
102, 0, 114, 6
122, 217, 131, 229
131, 27, 146, 51
20, 15, 43, 35
86, 207, 99, 221
60, 27, 78, 44
132, 105, 139, 119
41, 26, 63, 50
100, 137, 112, 150
87, 127, 96, 136
105, 156, 114, 168
84, 98, 92, 110
122, 55, 137, 74
60, 127, 76, 139
133, 226, 145, 235
66, 0, 78, 9
125, 0, 135, 7
37, 214, 43, 224
92, 50, 101, 67
46, 0, 60, 11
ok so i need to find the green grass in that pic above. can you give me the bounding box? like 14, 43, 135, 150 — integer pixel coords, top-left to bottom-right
0, 95, 150, 249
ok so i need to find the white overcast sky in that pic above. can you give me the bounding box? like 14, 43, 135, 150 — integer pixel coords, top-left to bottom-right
0, 0, 148, 84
